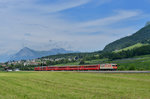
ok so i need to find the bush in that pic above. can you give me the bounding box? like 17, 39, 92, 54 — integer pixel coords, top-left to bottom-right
118, 66, 126, 70
79, 60, 85, 65
128, 65, 136, 70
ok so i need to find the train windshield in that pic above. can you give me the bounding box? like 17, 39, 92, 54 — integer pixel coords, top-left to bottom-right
112, 64, 117, 67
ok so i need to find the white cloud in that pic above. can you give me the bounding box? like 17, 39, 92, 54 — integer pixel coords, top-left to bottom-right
78, 10, 141, 28
0, 0, 91, 13
37, 0, 91, 13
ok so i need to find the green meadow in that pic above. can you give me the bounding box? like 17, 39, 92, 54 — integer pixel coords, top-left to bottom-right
114, 43, 149, 52
0, 72, 150, 99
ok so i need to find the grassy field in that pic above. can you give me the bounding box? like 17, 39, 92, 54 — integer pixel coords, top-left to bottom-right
0, 72, 150, 99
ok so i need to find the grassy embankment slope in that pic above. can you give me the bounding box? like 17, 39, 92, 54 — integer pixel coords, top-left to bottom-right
0, 72, 150, 99
108, 54, 150, 70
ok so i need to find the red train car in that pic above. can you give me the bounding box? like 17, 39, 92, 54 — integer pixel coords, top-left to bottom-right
34, 64, 118, 71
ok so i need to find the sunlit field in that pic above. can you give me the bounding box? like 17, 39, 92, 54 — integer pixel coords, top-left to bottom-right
0, 71, 150, 99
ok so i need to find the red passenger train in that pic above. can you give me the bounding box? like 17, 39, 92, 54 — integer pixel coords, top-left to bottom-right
34, 64, 118, 71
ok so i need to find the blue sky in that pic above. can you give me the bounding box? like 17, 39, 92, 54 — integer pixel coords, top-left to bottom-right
0, 0, 150, 54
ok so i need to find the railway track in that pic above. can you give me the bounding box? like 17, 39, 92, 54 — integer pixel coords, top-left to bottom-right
76, 71, 150, 73
37, 71, 150, 73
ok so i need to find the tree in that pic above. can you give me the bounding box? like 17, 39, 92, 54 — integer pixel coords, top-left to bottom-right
79, 60, 85, 65
46, 61, 51, 65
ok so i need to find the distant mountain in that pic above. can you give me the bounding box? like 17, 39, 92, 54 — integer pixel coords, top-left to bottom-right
103, 22, 150, 52
8, 47, 75, 61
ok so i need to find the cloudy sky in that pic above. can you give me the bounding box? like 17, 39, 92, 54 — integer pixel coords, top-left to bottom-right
0, 0, 150, 54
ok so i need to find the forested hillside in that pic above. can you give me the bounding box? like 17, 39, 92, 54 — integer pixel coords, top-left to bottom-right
103, 24, 150, 52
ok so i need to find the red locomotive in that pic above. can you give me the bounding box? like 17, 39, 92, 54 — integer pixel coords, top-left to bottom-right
34, 64, 118, 71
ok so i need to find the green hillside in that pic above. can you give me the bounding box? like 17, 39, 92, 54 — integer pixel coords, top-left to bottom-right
114, 43, 149, 52
103, 24, 150, 52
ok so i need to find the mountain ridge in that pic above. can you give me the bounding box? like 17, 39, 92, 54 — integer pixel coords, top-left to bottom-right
103, 23, 150, 52
0, 47, 75, 62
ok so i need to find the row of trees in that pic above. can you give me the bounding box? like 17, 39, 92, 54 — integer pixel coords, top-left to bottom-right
46, 59, 76, 65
